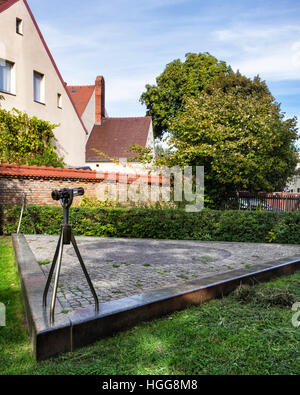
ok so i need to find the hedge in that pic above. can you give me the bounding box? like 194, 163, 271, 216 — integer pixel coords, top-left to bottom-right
2, 205, 300, 244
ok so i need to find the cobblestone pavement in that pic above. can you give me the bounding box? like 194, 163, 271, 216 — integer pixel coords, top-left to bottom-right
25, 235, 300, 312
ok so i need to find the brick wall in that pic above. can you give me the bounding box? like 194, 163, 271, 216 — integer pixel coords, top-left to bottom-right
0, 164, 167, 206
0, 177, 101, 206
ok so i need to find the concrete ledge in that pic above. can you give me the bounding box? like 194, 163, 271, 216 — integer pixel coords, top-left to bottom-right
12, 234, 300, 361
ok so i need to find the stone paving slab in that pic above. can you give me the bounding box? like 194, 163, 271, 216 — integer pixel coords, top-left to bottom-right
25, 235, 300, 313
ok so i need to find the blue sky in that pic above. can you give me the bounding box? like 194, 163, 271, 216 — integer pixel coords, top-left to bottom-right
28, 0, 300, 128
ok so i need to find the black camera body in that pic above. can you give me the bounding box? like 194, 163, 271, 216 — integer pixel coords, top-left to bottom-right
51, 188, 85, 220
51, 187, 84, 202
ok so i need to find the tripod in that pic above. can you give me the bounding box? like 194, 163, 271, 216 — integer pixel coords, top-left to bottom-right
17, 193, 36, 234
43, 188, 99, 324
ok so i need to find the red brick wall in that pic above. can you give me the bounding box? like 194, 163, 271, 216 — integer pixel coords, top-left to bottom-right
0, 164, 166, 206
0, 176, 101, 206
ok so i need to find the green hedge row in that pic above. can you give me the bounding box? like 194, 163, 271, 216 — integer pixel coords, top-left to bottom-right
2, 205, 300, 244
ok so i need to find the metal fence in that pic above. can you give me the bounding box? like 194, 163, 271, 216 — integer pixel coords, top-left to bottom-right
226, 193, 300, 212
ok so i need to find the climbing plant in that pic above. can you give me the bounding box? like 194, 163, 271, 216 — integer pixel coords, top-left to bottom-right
0, 99, 64, 167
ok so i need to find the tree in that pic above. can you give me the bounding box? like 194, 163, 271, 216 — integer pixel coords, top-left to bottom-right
136, 71, 299, 207
140, 52, 231, 139
0, 105, 64, 167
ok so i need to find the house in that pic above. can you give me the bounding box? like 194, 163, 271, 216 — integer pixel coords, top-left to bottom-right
0, 0, 88, 167
67, 77, 155, 173
0, 0, 154, 172
285, 166, 300, 193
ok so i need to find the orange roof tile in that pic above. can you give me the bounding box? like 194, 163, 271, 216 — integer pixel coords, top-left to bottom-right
0, 163, 97, 180
0, 163, 167, 185
67, 85, 95, 117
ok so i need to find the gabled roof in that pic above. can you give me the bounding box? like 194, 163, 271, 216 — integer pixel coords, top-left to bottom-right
86, 117, 152, 161
0, 0, 19, 13
67, 85, 95, 116
0, 0, 88, 135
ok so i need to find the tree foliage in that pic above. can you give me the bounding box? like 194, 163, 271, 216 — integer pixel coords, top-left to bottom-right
137, 70, 299, 206
140, 52, 231, 138
0, 104, 64, 167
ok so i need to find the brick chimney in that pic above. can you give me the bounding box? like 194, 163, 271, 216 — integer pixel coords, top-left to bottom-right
95, 76, 105, 125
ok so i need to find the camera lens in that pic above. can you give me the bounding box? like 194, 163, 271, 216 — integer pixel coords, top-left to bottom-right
73, 187, 84, 197
51, 190, 61, 201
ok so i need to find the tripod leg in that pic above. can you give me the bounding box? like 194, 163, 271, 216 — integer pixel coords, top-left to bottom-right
17, 203, 25, 234
71, 233, 99, 312
43, 232, 62, 307
50, 232, 64, 324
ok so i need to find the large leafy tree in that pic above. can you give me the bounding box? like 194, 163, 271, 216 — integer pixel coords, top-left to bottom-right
0, 103, 64, 167
136, 71, 299, 206
140, 52, 231, 138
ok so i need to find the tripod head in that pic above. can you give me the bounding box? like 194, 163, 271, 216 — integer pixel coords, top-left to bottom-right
51, 187, 84, 226
52, 187, 84, 209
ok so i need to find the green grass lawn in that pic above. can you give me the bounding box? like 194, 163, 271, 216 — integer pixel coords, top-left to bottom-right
0, 236, 299, 375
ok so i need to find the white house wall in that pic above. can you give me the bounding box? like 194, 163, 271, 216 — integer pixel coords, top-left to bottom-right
145, 121, 155, 153
87, 161, 160, 174
81, 88, 96, 136
0, 1, 87, 167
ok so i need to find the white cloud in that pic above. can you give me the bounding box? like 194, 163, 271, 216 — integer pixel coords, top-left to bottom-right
106, 76, 156, 103
213, 25, 300, 81
28, 0, 300, 121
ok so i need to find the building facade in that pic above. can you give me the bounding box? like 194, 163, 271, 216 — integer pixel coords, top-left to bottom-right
68, 77, 155, 174
0, 0, 88, 167
0, 0, 154, 172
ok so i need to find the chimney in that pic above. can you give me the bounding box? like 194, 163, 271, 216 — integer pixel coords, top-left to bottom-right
95, 76, 105, 125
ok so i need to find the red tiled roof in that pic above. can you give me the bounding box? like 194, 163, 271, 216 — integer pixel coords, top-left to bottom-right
0, 163, 167, 184
67, 85, 95, 117
0, 163, 97, 180
86, 117, 152, 162
0, 0, 19, 13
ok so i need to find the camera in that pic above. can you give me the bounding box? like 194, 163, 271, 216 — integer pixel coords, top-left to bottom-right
51, 187, 84, 201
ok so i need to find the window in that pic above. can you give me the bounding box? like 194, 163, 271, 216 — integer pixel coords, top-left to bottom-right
16, 18, 23, 35
0, 59, 15, 94
57, 93, 62, 108
33, 71, 45, 103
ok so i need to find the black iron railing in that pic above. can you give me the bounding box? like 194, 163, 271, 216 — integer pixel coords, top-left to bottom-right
225, 193, 300, 212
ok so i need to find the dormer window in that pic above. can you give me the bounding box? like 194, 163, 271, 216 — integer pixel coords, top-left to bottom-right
16, 18, 23, 35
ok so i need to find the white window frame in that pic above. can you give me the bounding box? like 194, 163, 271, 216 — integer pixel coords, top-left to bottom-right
0, 59, 16, 95
33, 71, 45, 104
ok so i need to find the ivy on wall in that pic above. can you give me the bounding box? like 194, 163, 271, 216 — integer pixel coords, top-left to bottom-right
0, 97, 64, 167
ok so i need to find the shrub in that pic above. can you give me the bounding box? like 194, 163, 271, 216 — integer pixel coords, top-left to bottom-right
3, 205, 300, 244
